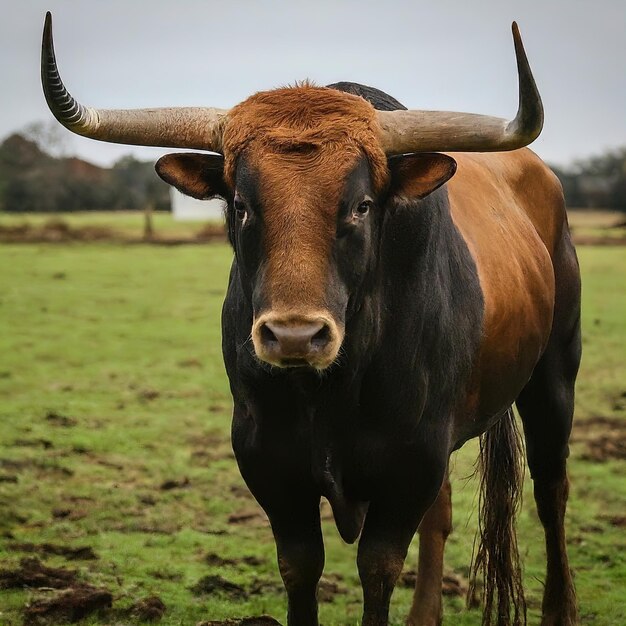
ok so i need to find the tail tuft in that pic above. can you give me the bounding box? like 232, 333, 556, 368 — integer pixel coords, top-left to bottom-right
468, 408, 527, 626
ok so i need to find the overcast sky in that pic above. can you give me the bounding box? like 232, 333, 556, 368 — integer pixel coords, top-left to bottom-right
3, 0, 625, 168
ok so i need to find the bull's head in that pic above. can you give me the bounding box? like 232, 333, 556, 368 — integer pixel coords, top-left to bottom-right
41, 13, 542, 370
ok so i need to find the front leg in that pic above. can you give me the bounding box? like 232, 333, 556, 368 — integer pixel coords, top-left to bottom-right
408, 468, 452, 626
232, 402, 324, 626
268, 497, 324, 626
358, 459, 447, 626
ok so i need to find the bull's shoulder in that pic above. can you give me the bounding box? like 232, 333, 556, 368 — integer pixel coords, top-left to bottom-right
448, 149, 566, 256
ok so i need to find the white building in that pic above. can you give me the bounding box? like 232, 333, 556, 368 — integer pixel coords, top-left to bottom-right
170, 188, 225, 222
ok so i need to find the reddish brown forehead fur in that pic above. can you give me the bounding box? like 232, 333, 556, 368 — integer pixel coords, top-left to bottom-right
222, 84, 389, 192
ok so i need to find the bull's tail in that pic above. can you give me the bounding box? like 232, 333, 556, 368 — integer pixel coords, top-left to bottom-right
468, 407, 527, 626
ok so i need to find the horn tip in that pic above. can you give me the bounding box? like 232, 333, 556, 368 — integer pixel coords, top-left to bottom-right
511, 21, 522, 45
43, 11, 53, 43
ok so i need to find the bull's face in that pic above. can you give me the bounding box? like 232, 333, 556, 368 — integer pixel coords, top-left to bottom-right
156, 87, 456, 370
232, 152, 377, 370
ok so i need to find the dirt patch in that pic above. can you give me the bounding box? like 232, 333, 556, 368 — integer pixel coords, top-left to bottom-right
397, 569, 468, 597
198, 617, 282, 626
160, 477, 190, 490
0, 458, 74, 478
45, 411, 77, 427
571, 416, 626, 462
138, 388, 161, 402
204, 553, 264, 568
317, 574, 348, 602
189, 575, 247, 599
0, 474, 18, 483
0, 558, 78, 589
229, 484, 253, 499
228, 509, 268, 526
52, 507, 88, 521
23, 586, 112, 624
599, 515, 626, 527
128, 596, 166, 621
8, 542, 98, 560
190, 575, 286, 601
148, 569, 183, 582
188, 430, 234, 464
13, 438, 53, 449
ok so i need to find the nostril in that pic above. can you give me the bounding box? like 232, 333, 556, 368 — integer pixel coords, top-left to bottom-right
260, 323, 278, 346
311, 324, 331, 349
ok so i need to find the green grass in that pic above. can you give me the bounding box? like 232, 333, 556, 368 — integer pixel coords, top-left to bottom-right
0, 241, 624, 625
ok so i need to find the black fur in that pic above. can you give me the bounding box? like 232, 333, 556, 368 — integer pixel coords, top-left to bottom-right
327, 81, 408, 111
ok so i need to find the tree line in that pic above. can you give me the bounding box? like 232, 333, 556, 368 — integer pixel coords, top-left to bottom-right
550, 147, 626, 211
0, 133, 170, 213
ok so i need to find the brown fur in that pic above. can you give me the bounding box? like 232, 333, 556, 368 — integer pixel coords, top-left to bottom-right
447, 150, 558, 424
409, 471, 453, 626
222, 85, 388, 312
222, 84, 388, 191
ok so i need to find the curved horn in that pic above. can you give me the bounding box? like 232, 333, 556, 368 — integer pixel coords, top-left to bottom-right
377, 22, 544, 154
41, 12, 229, 152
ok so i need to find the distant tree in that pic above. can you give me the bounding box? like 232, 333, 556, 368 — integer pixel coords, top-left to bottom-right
550, 147, 626, 211
0, 132, 171, 213
111, 155, 170, 211
20, 120, 70, 158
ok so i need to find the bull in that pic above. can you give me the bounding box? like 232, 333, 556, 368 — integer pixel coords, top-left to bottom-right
41, 12, 580, 626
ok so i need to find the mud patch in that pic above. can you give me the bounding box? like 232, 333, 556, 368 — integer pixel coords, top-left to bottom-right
204, 553, 264, 568
13, 438, 53, 449
228, 509, 268, 526
52, 507, 87, 521
128, 596, 166, 621
148, 569, 183, 582
160, 477, 190, 490
23, 585, 112, 624
189, 575, 247, 599
8, 542, 98, 560
571, 416, 626, 462
138, 388, 161, 402
397, 569, 468, 597
0, 558, 78, 589
0, 458, 73, 478
317, 574, 348, 602
45, 411, 77, 427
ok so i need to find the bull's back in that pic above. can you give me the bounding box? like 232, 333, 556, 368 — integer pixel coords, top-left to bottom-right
447, 149, 566, 421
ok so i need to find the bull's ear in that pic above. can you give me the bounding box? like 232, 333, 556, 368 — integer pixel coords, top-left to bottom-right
155, 153, 229, 200
387, 153, 457, 201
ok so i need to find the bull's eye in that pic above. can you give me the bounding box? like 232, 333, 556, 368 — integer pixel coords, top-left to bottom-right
234, 195, 247, 222
353, 200, 371, 218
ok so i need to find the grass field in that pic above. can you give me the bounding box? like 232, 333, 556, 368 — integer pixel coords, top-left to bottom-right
0, 228, 625, 624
